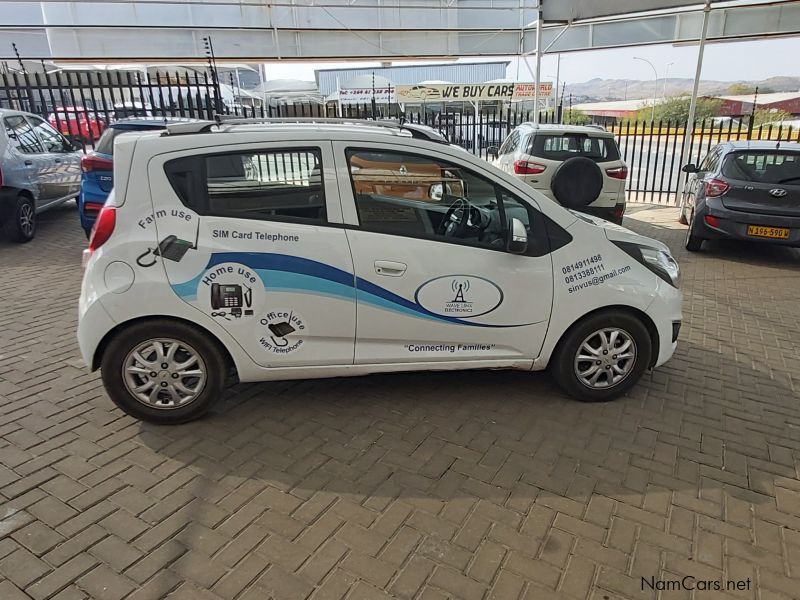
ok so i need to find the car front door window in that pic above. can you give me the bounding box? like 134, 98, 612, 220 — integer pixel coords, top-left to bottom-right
28, 117, 70, 153
346, 148, 535, 252
4, 116, 44, 154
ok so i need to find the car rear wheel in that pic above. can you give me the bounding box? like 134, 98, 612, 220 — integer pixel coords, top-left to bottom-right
551, 311, 652, 402
3, 195, 36, 243
685, 209, 704, 252
100, 320, 227, 424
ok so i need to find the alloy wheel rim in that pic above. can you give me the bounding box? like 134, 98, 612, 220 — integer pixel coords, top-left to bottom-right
122, 338, 207, 409
19, 203, 34, 237
574, 327, 637, 389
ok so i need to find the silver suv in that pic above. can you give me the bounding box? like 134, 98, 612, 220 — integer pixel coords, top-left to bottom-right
1, 108, 82, 242
490, 124, 628, 224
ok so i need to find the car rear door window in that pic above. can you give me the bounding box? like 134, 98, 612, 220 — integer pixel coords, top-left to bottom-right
165, 148, 327, 223
722, 151, 800, 184
3, 116, 44, 154
531, 134, 620, 162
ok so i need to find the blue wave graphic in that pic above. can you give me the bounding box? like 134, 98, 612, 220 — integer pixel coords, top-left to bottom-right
171, 252, 532, 328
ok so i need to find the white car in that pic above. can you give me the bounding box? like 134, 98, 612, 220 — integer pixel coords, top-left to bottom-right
78, 118, 681, 424
491, 123, 628, 224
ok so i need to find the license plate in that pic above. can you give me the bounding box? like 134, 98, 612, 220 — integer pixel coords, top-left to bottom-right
747, 225, 790, 239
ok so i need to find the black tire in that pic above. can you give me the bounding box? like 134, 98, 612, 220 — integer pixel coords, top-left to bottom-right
3, 194, 36, 243
677, 202, 688, 225
550, 156, 604, 208
685, 209, 704, 252
550, 311, 652, 402
100, 319, 228, 424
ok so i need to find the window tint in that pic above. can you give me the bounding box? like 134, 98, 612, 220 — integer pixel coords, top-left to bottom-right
699, 148, 721, 172
347, 148, 533, 250
28, 116, 70, 153
202, 149, 325, 222
3, 116, 44, 154
531, 134, 620, 162
722, 151, 800, 184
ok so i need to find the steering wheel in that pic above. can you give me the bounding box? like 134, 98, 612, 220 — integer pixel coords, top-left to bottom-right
438, 198, 471, 238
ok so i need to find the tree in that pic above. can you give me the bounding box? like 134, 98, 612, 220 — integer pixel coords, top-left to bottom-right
727, 83, 774, 95
637, 96, 721, 123
562, 108, 590, 125
752, 107, 792, 127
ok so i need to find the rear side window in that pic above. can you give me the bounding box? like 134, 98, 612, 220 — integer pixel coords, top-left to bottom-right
531, 134, 620, 162
3, 116, 44, 154
722, 151, 800, 185
498, 130, 520, 156
165, 148, 326, 223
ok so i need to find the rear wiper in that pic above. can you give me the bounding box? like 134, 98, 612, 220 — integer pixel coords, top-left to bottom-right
777, 176, 800, 184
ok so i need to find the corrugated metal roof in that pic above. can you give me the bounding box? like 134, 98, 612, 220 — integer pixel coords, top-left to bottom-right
316, 62, 509, 95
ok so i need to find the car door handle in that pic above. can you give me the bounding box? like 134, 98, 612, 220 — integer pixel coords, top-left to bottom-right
54, 158, 62, 163
24, 160, 33, 166
374, 260, 407, 277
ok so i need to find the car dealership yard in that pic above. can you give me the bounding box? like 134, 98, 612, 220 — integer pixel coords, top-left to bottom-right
1, 203, 800, 599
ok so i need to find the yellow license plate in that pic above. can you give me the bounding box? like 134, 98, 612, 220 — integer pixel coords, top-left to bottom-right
747, 225, 790, 239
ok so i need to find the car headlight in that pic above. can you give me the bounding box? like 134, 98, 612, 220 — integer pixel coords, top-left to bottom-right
612, 241, 681, 288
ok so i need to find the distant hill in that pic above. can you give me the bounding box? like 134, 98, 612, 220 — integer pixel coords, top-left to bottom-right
562, 76, 800, 103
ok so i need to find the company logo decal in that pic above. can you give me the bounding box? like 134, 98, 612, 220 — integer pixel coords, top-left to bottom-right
258, 309, 306, 354
769, 188, 788, 198
415, 275, 503, 318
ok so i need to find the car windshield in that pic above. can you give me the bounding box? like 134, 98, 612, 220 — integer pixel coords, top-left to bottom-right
531, 134, 620, 162
721, 151, 800, 185
95, 125, 164, 155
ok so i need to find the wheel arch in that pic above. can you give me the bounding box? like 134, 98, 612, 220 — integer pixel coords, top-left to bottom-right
91, 314, 238, 375
550, 305, 660, 370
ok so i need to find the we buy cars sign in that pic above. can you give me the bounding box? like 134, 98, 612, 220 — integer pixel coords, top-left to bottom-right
396, 82, 553, 102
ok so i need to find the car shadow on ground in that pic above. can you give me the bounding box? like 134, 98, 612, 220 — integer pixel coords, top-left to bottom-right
130, 333, 792, 516
0, 202, 84, 266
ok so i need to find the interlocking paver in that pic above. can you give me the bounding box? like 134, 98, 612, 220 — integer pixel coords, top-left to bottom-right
3, 203, 800, 599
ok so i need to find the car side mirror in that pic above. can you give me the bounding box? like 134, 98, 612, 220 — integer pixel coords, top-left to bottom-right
682, 163, 697, 174
487, 146, 499, 159
507, 217, 528, 254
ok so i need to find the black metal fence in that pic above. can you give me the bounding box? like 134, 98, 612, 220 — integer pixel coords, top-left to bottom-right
2, 69, 799, 204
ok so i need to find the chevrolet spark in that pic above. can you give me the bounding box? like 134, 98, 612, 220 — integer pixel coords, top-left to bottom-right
78, 118, 682, 424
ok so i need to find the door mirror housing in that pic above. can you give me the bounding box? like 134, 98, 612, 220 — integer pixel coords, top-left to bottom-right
487, 146, 499, 160
682, 163, 697, 174
507, 217, 528, 254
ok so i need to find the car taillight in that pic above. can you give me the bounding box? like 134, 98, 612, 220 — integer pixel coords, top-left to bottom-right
88, 205, 116, 251
513, 160, 546, 175
81, 154, 113, 173
606, 165, 628, 180
703, 178, 729, 198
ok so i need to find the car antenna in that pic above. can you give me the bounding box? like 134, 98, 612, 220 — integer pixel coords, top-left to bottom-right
776, 140, 781, 149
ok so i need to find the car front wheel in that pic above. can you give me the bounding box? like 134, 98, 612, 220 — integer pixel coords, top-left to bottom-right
100, 320, 227, 424
551, 311, 652, 402
3, 194, 36, 243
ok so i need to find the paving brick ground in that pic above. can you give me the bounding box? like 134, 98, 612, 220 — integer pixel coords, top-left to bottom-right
2, 201, 800, 599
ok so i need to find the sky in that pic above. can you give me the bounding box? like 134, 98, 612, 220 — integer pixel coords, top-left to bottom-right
260, 36, 800, 86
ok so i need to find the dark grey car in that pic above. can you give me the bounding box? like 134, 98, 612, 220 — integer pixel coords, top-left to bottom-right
680, 141, 800, 251
0, 108, 82, 242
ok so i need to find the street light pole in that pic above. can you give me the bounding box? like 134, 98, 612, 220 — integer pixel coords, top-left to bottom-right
663, 62, 674, 99
633, 56, 658, 123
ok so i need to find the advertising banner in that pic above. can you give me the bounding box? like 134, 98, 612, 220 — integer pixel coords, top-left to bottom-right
337, 87, 395, 104
395, 82, 553, 103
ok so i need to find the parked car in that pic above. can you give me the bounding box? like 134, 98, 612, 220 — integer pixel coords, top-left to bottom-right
48, 107, 106, 144
680, 141, 800, 251
490, 123, 628, 224
113, 102, 154, 120
78, 118, 681, 423
79, 117, 192, 238
1, 108, 82, 242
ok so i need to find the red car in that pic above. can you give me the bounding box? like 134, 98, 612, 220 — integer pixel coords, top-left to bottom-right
47, 107, 106, 144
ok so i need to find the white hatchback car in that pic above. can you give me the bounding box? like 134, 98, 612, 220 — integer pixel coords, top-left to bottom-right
491, 123, 628, 224
78, 118, 681, 424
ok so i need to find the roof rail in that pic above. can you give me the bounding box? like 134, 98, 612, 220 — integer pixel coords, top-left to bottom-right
160, 115, 451, 144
